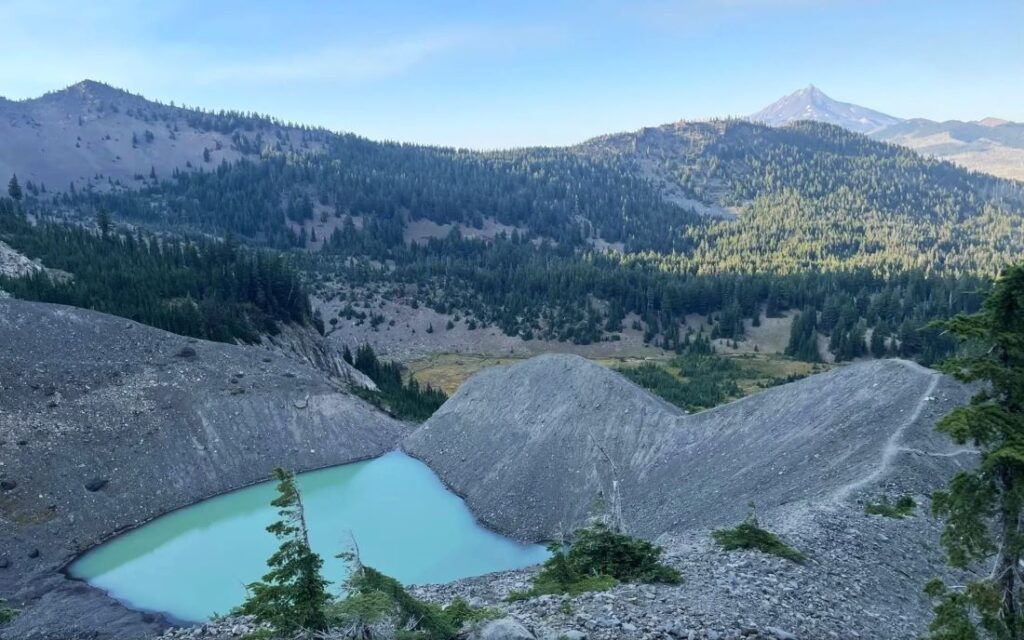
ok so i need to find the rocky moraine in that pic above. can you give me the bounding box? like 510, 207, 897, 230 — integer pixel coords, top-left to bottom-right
1, 303, 981, 640
0, 299, 408, 639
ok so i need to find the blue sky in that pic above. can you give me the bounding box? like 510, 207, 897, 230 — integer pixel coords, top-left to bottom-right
1, 0, 1020, 148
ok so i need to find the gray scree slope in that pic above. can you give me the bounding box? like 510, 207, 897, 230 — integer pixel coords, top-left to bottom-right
0, 299, 408, 639
404, 353, 975, 542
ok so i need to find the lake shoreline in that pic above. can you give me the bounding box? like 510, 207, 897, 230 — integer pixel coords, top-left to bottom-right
69, 452, 547, 623
0, 299, 409, 640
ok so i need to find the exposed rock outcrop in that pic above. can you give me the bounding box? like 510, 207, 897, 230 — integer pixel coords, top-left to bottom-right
257, 321, 376, 390
0, 240, 43, 279
0, 299, 409, 639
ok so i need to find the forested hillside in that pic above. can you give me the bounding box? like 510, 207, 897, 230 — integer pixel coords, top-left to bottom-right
45, 118, 1023, 273
7, 95, 1024, 366
62, 134, 699, 251
583, 119, 1024, 273
0, 197, 317, 343
748, 85, 1024, 181
307, 233, 987, 364
874, 117, 1024, 181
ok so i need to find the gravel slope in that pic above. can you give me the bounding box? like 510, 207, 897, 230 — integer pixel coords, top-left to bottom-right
0, 299, 409, 640
401, 353, 977, 638
404, 354, 974, 541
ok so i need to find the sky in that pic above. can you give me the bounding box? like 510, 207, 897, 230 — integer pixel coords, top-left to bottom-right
0, 0, 1021, 148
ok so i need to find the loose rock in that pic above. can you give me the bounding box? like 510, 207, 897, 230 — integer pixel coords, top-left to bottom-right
84, 477, 108, 492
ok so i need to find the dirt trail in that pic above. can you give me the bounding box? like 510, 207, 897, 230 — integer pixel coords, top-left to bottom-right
830, 365, 940, 503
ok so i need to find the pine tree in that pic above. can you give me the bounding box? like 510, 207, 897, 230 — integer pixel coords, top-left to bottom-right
97, 210, 112, 238
238, 468, 330, 633
7, 175, 22, 202
870, 328, 886, 357
925, 263, 1024, 639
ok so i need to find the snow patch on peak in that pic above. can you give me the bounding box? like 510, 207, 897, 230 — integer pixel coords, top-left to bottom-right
749, 86, 903, 135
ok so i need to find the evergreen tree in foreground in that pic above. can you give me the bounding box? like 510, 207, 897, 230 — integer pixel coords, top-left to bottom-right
235, 467, 491, 638
926, 263, 1024, 639
238, 468, 330, 634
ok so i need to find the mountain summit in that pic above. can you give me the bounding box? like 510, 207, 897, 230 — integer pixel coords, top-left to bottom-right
0, 79, 330, 192
749, 84, 903, 134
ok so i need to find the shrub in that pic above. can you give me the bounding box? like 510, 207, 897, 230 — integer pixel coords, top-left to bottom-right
0, 601, 17, 625
326, 589, 398, 639
324, 559, 502, 639
712, 506, 805, 563
864, 495, 916, 518
508, 522, 681, 600
344, 564, 457, 639
440, 597, 503, 628
568, 523, 682, 583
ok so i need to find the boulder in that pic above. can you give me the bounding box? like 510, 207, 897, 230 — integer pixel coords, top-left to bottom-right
84, 477, 108, 492
476, 617, 536, 640
546, 632, 586, 640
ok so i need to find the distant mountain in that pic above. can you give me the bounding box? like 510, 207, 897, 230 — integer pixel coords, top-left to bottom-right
979, 117, 1011, 128
0, 80, 329, 192
748, 85, 903, 135
3, 81, 1023, 370
751, 86, 1024, 180
46, 108, 1020, 273
5, 81, 1019, 270
873, 117, 1024, 181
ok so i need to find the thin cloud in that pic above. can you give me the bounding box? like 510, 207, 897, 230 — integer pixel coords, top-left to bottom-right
0, 0, 562, 97
196, 35, 457, 84
195, 27, 553, 85
620, 0, 851, 29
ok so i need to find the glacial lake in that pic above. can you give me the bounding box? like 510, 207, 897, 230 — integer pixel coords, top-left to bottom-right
69, 451, 547, 622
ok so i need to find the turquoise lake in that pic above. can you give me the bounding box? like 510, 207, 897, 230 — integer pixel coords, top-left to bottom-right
69, 451, 548, 622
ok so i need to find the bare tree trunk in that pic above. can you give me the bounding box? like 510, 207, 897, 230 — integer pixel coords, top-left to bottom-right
347, 530, 365, 577
294, 484, 313, 549
995, 469, 1023, 639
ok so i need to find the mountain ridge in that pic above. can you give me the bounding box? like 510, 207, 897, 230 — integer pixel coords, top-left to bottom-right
4, 79, 1023, 197
749, 84, 904, 134
750, 85, 1024, 180
404, 353, 973, 540
0, 79, 330, 192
